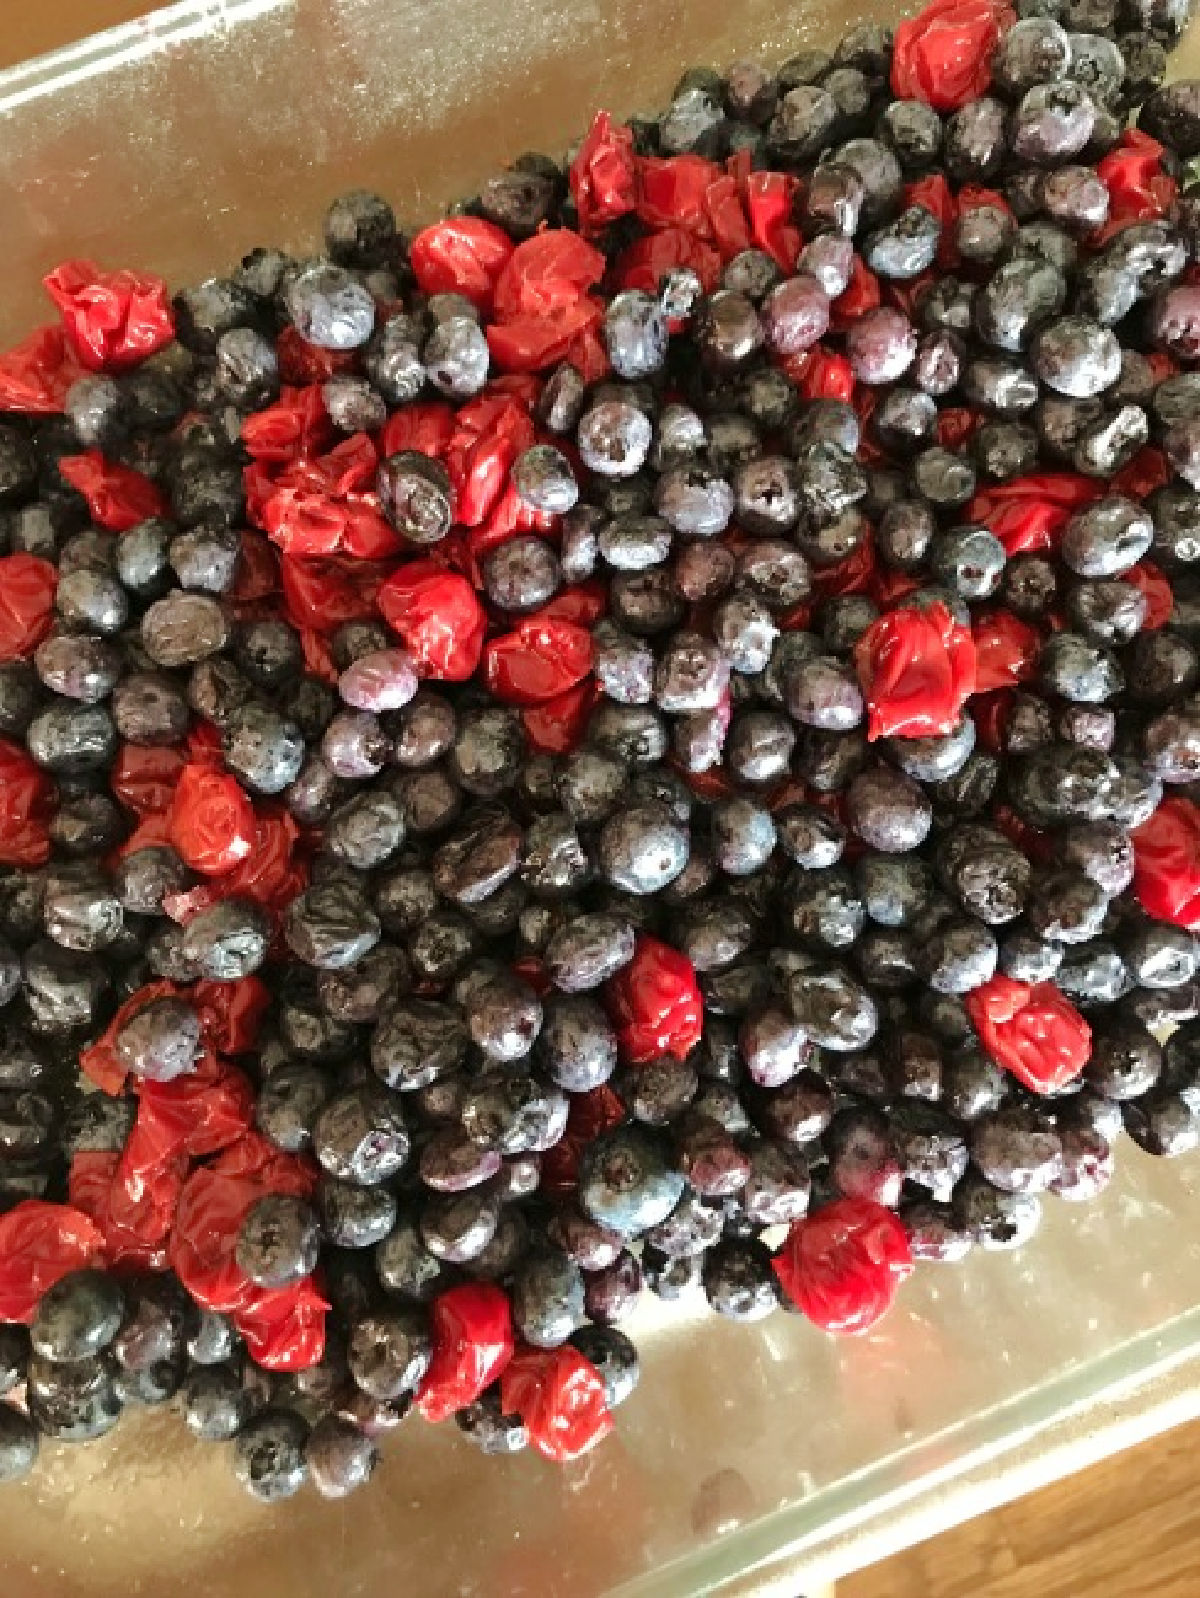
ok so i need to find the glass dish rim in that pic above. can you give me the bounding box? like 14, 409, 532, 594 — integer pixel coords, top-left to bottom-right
610, 1307, 1200, 1594
0, 0, 287, 114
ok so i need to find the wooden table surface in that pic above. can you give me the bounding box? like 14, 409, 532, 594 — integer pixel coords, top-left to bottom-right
843, 1418, 1200, 1598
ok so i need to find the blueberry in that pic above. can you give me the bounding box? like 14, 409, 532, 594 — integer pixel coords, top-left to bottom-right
847, 307, 918, 384
347, 1308, 432, 1402
171, 275, 258, 350
1122, 922, 1196, 989
324, 188, 396, 267
1123, 1092, 1200, 1157
42, 865, 123, 952
1050, 1126, 1115, 1200
236, 1195, 321, 1288
1038, 633, 1124, 701
789, 966, 878, 1050
1057, 940, 1132, 1004
181, 898, 271, 981
533, 994, 618, 1094
460, 1070, 567, 1155
450, 707, 523, 797
578, 1126, 685, 1236
511, 1249, 585, 1349
418, 1128, 500, 1195
463, 976, 543, 1063
1013, 81, 1096, 162
370, 999, 467, 1090
846, 766, 933, 852
544, 912, 637, 992
313, 1085, 410, 1184
479, 162, 559, 237
420, 1188, 500, 1263
116, 995, 201, 1082
30, 1270, 125, 1364
325, 790, 407, 869
1061, 495, 1154, 577
306, 1414, 379, 1499
455, 1392, 528, 1455
706, 593, 775, 679
375, 1219, 455, 1303
954, 1171, 1042, 1249
784, 653, 863, 731
902, 1199, 973, 1262
576, 399, 654, 479
865, 206, 942, 279
233, 1409, 310, 1501
760, 275, 831, 360
764, 80, 841, 163
878, 96, 942, 169
319, 374, 386, 432
1032, 316, 1122, 396
286, 263, 375, 349
1085, 1023, 1162, 1098
34, 633, 119, 707
26, 702, 117, 776
20, 936, 106, 1029
359, 313, 422, 403
337, 649, 419, 714
26, 1351, 122, 1442
703, 1239, 779, 1321
918, 918, 999, 992
1140, 78, 1200, 154
423, 317, 490, 397
972, 1108, 1064, 1194
181, 1363, 251, 1441
604, 290, 669, 379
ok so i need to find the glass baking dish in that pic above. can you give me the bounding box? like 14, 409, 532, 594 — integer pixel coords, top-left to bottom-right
0, 3, 1198, 1593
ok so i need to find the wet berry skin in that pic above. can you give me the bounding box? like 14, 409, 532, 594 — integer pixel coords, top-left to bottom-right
26, 1353, 122, 1442
236, 1196, 321, 1288
0, 1405, 39, 1481
233, 1409, 311, 1501
30, 1270, 125, 1364
306, 1414, 379, 1498
578, 1127, 686, 1237
184, 1366, 253, 1441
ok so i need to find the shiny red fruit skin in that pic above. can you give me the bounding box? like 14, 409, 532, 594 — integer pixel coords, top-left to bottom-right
0, 324, 86, 414
965, 976, 1092, 1093
168, 764, 256, 877
500, 1344, 613, 1462
772, 1197, 913, 1334
891, 0, 1013, 114
0, 737, 54, 867
0, 555, 57, 662
483, 617, 593, 706
966, 472, 1101, 556
605, 936, 703, 1064
971, 609, 1041, 691
43, 259, 174, 372
57, 450, 168, 531
416, 1283, 515, 1423
854, 600, 976, 741
1131, 798, 1200, 930
377, 561, 487, 682
0, 1201, 105, 1323
410, 218, 515, 313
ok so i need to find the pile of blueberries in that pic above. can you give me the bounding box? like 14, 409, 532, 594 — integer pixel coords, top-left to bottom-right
0, 0, 1198, 1506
